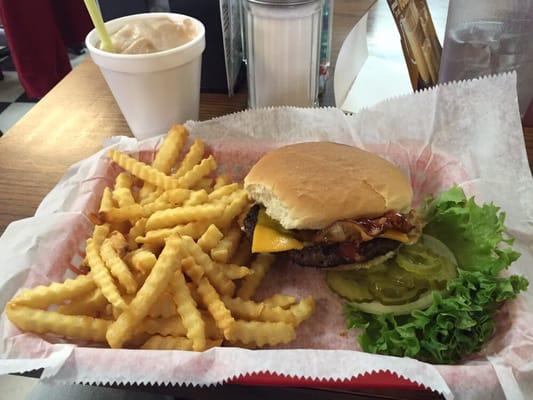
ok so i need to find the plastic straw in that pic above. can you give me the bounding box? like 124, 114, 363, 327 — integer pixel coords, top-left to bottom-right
84, 0, 114, 52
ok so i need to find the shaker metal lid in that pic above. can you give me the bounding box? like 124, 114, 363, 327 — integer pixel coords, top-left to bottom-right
245, 0, 320, 5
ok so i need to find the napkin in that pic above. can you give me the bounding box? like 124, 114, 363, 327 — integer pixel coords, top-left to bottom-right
1, 73, 532, 400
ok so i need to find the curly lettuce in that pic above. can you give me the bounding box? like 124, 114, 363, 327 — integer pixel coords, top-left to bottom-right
345, 186, 528, 364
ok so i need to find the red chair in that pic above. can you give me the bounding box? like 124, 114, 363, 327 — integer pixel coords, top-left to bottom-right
0, 0, 92, 99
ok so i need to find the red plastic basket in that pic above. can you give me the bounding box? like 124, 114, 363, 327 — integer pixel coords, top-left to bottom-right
230, 370, 425, 390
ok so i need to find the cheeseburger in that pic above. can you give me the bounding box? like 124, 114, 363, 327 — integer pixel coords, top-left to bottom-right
242, 142, 422, 270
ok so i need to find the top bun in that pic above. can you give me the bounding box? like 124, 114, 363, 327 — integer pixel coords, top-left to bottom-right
244, 142, 413, 230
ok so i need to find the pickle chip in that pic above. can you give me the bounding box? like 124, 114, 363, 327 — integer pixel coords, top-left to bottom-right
326, 235, 458, 312
326, 271, 373, 302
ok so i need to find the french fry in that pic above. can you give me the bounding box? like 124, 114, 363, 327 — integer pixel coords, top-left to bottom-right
236, 254, 276, 300
108, 293, 133, 319
57, 289, 108, 316
133, 270, 148, 287
153, 125, 188, 173
113, 188, 136, 209
99, 187, 114, 213
136, 220, 211, 246
222, 296, 297, 325
183, 189, 208, 206
224, 320, 295, 347
176, 156, 217, 189
169, 220, 213, 239
137, 316, 186, 337
139, 189, 163, 206
139, 124, 188, 200
100, 238, 137, 294
211, 226, 242, 263
196, 277, 234, 333
106, 236, 182, 348
174, 139, 204, 178
191, 178, 214, 192
127, 218, 147, 250
148, 291, 177, 318
141, 335, 192, 350
187, 282, 203, 306
125, 332, 151, 348
258, 304, 296, 325
170, 270, 206, 351
222, 296, 264, 320
197, 224, 224, 253
156, 188, 191, 205
11, 274, 95, 309
125, 249, 157, 273
214, 190, 249, 231
290, 296, 316, 325
181, 236, 235, 296
108, 231, 128, 257
207, 183, 239, 201
146, 202, 225, 231
133, 268, 149, 287
115, 171, 133, 189
230, 238, 252, 267
109, 221, 131, 235
263, 294, 296, 309
6, 303, 111, 342
220, 263, 253, 280
142, 242, 162, 255
113, 172, 136, 208
141, 335, 221, 350
214, 175, 231, 190
100, 204, 143, 223
108, 150, 181, 190
101, 201, 172, 224
104, 304, 114, 320
200, 310, 223, 339
182, 256, 205, 283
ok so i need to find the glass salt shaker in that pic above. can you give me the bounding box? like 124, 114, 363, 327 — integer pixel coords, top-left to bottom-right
242, 0, 324, 108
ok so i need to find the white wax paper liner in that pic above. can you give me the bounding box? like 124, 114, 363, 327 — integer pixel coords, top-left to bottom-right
1, 73, 532, 400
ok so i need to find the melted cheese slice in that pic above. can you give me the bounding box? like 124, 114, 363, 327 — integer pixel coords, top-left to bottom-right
251, 209, 304, 253
378, 230, 410, 243
251, 208, 410, 253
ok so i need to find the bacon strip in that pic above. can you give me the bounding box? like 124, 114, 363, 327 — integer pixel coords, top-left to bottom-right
312, 211, 415, 244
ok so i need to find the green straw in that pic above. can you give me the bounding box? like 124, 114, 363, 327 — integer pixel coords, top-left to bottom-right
84, 0, 114, 52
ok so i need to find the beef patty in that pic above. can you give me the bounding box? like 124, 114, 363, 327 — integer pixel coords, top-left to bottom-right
284, 239, 401, 268
243, 204, 404, 268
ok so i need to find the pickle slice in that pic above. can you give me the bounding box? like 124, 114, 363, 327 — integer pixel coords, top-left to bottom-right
349, 290, 435, 316
367, 277, 422, 305
326, 271, 373, 302
326, 234, 458, 308
396, 243, 440, 274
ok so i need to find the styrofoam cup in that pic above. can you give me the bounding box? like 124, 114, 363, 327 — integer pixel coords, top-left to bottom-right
86, 13, 205, 140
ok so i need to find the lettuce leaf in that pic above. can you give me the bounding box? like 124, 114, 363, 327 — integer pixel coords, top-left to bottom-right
421, 186, 520, 275
345, 186, 528, 364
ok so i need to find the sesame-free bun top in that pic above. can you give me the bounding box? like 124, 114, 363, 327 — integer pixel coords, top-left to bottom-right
244, 142, 413, 230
